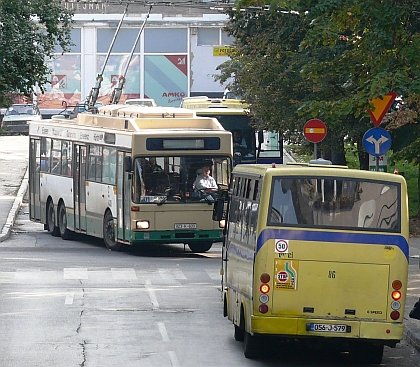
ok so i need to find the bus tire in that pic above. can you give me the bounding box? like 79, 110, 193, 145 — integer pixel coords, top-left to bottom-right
103, 211, 121, 251
47, 200, 60, 237
234, 307, 245, 341
243, 331, 261, 359
58, 203, 72, 240
352, 343, 383, 364
187, 242, 212, 253
234, 325, 244, 342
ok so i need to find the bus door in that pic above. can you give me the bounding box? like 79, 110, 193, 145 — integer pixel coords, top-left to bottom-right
73, 145, 87, 232
29, 138, 41, 221
116, 152, 131, 241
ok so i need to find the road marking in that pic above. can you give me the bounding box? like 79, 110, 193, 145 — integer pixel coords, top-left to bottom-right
168, 351, 180, 367
15, 269, 40, 279
111, 268, 137, 280
205, 269, 220, 281
158, 268, 187, 280
158, 322, 170, 342
65, 293, 74, 305
145, 279, 159, 310
64, 268, 88, 280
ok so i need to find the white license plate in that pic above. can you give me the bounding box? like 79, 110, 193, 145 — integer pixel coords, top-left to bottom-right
308, 323, 348, 333
174, 223, 197, 229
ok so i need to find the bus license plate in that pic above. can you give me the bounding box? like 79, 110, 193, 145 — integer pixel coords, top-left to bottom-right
174, 223, 197, 229
308, 323, 349, 333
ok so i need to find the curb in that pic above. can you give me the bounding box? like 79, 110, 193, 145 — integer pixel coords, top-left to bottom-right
404, 321, 420, 351
283, 148, 295, 163
0, 166, 29, 242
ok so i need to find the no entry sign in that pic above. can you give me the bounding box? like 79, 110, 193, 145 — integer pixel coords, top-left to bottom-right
304, 119, 327, 143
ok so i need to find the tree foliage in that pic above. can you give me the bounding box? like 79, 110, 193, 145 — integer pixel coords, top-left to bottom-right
0, 0, 73, 106
216, 0, 420, 168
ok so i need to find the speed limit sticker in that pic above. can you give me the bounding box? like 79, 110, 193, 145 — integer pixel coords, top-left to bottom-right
275, 239, 289, 253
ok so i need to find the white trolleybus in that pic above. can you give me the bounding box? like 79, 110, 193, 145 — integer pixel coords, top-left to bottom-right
28, 105, 232, 252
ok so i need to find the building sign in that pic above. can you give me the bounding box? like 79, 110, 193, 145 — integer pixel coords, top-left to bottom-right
213, 46, 233, 56
145, 55, 188, 107
62, 0, 109, 12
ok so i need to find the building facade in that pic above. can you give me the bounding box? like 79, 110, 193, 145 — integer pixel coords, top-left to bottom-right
38, 1, 233, 108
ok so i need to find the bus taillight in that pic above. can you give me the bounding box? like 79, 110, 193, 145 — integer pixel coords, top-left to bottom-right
392, 290, 402, 300
259, 304, 269, 314
390, 280, 403, 320
392, 280, 402, 290
259, 273, 271, 314
390, 311, 400, 320
260, 284, 270, 294
260, 273, 270, 283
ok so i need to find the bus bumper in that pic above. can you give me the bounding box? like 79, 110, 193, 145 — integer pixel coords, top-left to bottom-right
250, 315, 404, 344
129, 229, 223, 244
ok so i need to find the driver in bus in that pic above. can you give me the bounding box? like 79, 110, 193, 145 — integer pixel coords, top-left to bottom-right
193, 164, 218, 193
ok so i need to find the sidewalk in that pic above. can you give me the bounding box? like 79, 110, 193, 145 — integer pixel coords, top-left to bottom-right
1, 156, 420, 354
0, 135, 29, 242
404, 236, 420, 351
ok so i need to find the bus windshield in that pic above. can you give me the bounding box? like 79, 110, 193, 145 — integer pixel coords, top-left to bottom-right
197, 114, 256, 163
132, 155, 231, 204
269, 176, 400, 232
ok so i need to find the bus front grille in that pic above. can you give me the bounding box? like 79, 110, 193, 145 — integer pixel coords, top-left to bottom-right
175, 233, 195, 239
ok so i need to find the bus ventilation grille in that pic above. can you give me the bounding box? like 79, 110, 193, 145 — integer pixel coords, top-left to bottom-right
175, 233, 195, 239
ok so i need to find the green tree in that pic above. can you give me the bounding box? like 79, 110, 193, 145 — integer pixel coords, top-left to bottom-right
216, 0, 420, 168
0, 0, 73, 106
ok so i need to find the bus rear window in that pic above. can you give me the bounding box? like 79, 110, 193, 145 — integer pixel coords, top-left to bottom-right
268, 177, 401, 232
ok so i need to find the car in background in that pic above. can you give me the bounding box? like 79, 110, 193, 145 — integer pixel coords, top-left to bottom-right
1, 104, 42, 134
72, 101, 103, 116
124, 98, 157, 107
51, 102, 104, 120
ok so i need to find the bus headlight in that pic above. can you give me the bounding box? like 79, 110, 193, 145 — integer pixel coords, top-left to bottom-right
136, 220, 150, 229
219, 219, 226, 228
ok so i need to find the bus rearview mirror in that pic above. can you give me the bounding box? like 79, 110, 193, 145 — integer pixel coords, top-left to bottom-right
124, 156, 133, 172
213, 198, 224, 221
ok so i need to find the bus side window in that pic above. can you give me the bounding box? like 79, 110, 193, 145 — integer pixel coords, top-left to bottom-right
253, 180, 259, 201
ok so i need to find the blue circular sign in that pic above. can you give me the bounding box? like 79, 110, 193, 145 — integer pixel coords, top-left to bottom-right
363, 128, 392, 157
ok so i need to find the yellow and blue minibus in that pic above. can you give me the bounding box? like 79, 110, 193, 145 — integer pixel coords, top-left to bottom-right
217, 162, 408, 363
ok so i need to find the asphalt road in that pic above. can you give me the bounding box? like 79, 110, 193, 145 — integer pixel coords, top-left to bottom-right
1, 136, 420, 366
0, 199, 419, 367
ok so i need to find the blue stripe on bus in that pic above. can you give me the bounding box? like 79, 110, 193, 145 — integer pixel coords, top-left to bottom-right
227, 242, 255, 262
257, 229, 409, 261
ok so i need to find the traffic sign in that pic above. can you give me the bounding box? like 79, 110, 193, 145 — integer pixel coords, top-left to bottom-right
369, 154, 387, 172
303, 119, 327, 143
363, 128, 392, 157
277, 271, 288, 283
368, 92, 398, 127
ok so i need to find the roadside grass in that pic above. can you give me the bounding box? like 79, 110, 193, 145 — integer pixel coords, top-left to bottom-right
285, 144, 419, 217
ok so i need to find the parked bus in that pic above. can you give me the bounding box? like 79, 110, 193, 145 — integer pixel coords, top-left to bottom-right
215, 162, 408, 363
28, 105, 232, 252
181, 96, 282, 165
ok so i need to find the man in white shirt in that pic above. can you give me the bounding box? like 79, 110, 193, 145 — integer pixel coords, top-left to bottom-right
194, 165, 218, 192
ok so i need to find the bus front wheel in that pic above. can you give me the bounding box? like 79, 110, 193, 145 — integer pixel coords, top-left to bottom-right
103, 211, 121, 251
187, 242, 212, 253
47, 201, 60, 237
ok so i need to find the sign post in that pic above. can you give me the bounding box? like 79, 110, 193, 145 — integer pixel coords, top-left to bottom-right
303, 119, 327, 160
